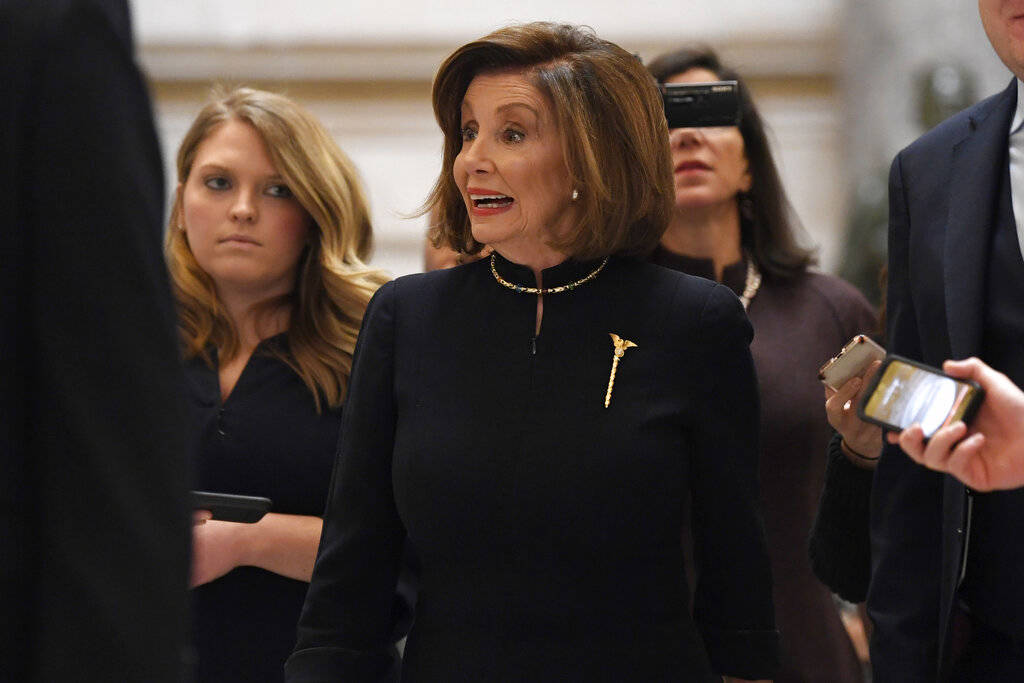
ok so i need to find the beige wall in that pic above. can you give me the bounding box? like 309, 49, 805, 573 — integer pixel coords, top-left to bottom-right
137, 2, 845, 277
132, 0, 840, 46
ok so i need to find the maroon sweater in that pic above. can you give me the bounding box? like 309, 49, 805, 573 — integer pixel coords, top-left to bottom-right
652, 247, 876, 683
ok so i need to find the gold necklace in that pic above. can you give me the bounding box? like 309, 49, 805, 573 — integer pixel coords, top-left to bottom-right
739, 258, 762, 310
490, 254, 609, 295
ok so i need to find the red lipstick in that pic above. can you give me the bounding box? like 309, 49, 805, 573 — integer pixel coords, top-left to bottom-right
466, 187, 516, 216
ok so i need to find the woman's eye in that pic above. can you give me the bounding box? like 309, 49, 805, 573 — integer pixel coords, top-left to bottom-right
503, 129, 525, 144
266, 184, 293, 198
203, 176, 230, 190
460, 127, 477, 142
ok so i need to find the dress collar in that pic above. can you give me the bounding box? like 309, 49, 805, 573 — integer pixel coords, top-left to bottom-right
206, 331, 289, 367
491, 251, 609, 291
650, 245, 747, 297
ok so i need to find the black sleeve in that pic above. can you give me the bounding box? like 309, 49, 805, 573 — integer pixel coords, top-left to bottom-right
808, 432, 874, 603
287, 281, 405, 683
5, 1, 191, 681
689, 284, 780, 679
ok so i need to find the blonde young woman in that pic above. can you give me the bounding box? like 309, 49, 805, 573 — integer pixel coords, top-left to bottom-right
166, 87, 387, 682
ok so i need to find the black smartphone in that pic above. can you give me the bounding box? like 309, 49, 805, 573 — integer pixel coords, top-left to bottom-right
857, 355, 984, 438
661, 80, 741, 129
191, 491, 272, 524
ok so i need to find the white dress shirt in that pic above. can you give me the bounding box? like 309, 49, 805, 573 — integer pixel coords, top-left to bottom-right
1006, 79, 1024, 262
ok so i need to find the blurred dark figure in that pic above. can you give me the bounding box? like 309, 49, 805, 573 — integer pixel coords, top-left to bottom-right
0, 1, 190, 681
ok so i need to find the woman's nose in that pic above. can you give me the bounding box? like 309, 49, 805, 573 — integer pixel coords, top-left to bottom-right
230, 190, 258, 223
461, 138, 496, 175
669, 127, 704, 148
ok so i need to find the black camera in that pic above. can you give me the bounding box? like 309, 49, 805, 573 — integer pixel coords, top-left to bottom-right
661, 80, 741, 129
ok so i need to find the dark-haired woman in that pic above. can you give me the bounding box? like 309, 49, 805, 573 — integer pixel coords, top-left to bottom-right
289, 23, 777, 682
647, 48, 876, 683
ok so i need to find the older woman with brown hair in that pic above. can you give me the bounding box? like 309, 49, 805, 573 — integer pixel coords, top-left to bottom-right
288, 23, 777, 682
646, 47, 877, 682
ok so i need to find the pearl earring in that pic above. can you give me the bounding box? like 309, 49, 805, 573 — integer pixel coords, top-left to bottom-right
571, 189, 579, 201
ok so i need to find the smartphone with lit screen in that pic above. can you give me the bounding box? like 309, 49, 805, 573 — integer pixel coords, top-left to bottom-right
857, 355, 984, 438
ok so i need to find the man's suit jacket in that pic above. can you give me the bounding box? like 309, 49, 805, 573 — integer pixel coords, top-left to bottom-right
0, 1, 190, 680
867, 79, 1017, 682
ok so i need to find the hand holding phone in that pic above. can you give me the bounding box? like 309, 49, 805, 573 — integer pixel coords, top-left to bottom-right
892, 357, 1024, 491
825, 357, 884, 465
191, 491, 272, 524
858, 356, 985, 438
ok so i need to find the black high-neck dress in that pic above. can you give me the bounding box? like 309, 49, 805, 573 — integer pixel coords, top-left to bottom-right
287, 253, 779, 682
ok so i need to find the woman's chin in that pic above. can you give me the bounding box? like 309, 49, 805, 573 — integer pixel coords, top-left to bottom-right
209, 269, 295, 300
673, 194, 735, 213
469, 222, 514, 249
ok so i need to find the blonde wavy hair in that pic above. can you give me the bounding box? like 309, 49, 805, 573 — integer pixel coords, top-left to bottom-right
166, 87, 387, 411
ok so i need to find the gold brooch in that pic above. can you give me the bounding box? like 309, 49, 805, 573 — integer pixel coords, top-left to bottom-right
604, 333, 638, 408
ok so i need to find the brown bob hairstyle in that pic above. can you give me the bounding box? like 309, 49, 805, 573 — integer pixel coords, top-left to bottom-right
647, 46, 817, 280
427, 22, 675, 260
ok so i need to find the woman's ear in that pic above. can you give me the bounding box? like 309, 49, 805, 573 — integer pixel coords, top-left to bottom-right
174, 183, 185, 230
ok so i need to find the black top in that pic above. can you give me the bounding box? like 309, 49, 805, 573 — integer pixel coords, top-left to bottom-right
186, 335, 341, 682
287, 254, 779, 682
809, 432, 874, 604
1, 1, 190, 680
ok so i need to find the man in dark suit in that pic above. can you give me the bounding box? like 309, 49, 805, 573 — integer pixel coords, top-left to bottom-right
0, 1, 190, 680
868, 1, 1024, 680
